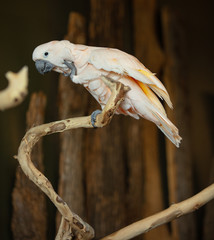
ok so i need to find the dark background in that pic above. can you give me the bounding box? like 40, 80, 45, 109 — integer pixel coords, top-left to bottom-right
0, 0, 213, 239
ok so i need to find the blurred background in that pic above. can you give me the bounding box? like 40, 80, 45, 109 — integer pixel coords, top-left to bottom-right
0, 0, 213, 239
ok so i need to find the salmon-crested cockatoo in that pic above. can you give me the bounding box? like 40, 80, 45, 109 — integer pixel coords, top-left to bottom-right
32, 40, 182, 147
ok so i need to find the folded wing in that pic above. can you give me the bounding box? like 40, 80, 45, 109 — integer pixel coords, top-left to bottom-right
89, 48, 172, 108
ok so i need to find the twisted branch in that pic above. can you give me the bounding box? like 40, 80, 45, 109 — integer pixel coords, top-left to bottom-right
16, 76, 129, 240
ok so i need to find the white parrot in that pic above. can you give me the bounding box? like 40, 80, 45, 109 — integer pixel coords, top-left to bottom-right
32, 40, 182, 147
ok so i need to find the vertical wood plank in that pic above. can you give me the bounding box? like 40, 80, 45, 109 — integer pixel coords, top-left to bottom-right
162, 7, 196, 240
57, 12, 88, 225
133, 1, 171, 240
12, 92, 47, 240
85, 0, 127, 238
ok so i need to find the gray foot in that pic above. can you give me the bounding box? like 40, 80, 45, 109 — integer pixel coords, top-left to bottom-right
91, 110, 102, 128
64, 60, 77, 79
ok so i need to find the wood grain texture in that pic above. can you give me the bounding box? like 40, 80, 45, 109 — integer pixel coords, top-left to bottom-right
57, 12, 88, 225
162, 7, 196, 240
86, 1, 127, 237
12, 92, 47, 240
133, 1, 170, 240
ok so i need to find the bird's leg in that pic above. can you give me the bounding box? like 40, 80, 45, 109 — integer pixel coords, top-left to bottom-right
91, 76, 130, 128
64, 61, 77, 79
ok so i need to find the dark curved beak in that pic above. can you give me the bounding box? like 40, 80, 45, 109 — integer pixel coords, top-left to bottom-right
35, 60, 55, 75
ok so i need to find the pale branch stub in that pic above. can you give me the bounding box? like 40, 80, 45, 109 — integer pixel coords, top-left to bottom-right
0, 66, 28, 111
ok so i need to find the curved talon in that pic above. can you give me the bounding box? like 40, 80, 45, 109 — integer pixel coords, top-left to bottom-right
91, 110, 102, 128
64, 60, 77, 79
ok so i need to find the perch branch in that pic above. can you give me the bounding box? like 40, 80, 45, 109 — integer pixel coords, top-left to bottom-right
101, 183, 214, 240
16, 76, 129, 240
0, 66, 28, 110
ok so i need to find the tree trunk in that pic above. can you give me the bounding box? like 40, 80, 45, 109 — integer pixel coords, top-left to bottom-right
12, 92, 47, 240
162, 7, 196, 240
133, 1, 171, 240
57, 12, 88, 227
84, 0, 127, 237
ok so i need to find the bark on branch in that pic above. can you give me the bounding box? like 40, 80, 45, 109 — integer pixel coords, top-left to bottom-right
0, 66, 28, 110
101, 183, 214, 240
16, 77, 129, 240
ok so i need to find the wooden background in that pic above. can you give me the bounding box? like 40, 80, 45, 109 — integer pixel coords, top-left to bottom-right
0, 0, 213, 239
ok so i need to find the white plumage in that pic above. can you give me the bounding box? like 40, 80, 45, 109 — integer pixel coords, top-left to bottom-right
32, 40, 182, 147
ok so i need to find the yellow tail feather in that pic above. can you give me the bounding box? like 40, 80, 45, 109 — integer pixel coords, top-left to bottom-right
137, 69, 173, 108
150, 85, 173, 109
135, 80, 167, 116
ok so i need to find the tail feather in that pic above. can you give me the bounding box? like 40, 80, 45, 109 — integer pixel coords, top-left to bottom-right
150, 85, 173, 109
151, 111, 182, 147
136, 80, 167, 116
135, 68, 173, 109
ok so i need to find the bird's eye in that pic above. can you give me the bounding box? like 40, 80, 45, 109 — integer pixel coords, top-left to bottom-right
44, 52, 49, 57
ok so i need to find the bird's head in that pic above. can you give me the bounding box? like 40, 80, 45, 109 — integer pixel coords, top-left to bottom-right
32, 40, 76, 76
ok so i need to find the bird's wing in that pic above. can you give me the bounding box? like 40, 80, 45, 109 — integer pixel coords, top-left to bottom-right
89, 48, 172, 108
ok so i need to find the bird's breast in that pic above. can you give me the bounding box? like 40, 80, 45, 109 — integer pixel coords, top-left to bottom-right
83, 78, 111, 106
